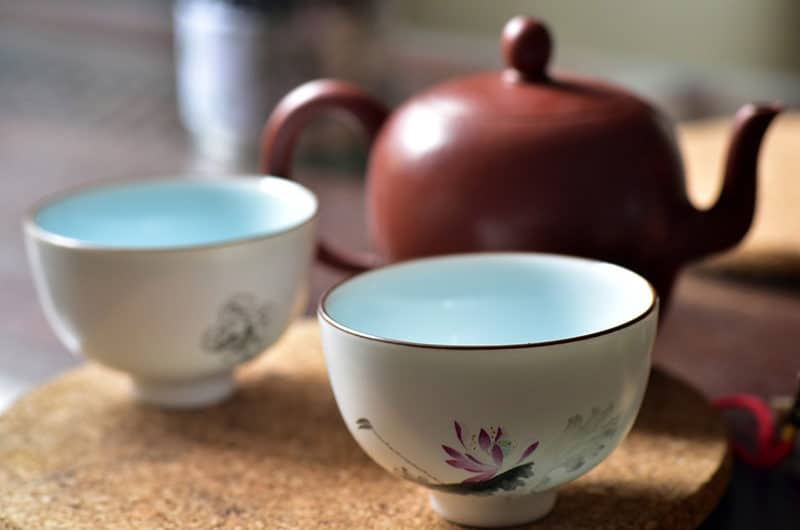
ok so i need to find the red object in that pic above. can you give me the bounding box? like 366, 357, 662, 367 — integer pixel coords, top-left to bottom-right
713, 394, 797, 469
261, 15, 782, 310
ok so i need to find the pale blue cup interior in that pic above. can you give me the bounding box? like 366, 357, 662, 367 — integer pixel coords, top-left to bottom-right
322, 254, 656, 346
31, 177, 317, 249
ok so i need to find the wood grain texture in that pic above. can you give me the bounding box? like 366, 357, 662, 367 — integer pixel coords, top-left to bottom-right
0, 319, 730, 529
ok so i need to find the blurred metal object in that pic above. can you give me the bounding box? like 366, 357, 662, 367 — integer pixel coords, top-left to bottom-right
173, 0, 380, 171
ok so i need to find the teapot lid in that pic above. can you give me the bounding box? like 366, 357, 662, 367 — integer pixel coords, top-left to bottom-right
415, 16, 650, 124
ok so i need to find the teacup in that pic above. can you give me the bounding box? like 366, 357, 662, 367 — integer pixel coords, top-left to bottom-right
319, 253, 658, 527
25, 176, 317, 408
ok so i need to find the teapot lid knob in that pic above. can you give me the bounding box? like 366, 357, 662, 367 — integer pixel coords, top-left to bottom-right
502, 16, 552, 81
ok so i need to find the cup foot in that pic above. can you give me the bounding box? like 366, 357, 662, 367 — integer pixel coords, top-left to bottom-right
429, 489, 557, 528
132, 372, 235, 409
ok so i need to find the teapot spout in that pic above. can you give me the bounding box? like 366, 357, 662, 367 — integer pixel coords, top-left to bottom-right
683, 102, 782, 260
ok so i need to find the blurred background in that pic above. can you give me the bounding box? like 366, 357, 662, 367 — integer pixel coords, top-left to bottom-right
1, 0, 799, 405
2, 0, 799, 172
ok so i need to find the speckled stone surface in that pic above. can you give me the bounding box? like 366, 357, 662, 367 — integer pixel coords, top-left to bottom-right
0, 319, 730, 529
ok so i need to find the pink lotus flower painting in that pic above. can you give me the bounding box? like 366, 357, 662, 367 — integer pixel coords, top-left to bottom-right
442, 421, 539, 484
357, 417, 541, 495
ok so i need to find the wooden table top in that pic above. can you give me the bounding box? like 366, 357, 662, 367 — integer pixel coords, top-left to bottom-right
0, 3, 797, 528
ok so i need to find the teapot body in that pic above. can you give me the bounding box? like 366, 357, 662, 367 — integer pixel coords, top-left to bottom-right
261, 17, 781, 311
367, 76, 687, 303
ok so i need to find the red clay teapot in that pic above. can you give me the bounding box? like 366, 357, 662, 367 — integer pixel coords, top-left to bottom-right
261, 15, 781, 308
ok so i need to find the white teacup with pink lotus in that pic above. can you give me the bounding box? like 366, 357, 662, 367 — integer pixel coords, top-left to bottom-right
318, 253, 657, 527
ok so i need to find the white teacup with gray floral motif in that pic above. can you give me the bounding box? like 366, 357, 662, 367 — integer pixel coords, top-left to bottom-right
25, 176, 317, 408
319, 253, 658, 528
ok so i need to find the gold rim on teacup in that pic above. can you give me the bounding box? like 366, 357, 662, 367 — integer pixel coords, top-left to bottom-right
318, 251, 659, 350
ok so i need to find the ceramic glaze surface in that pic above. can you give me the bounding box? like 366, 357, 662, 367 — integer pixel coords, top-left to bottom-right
324, 255, 653, 346
319, 253, 658, 527
33, 178, 317, 249
25, 177, 318, 408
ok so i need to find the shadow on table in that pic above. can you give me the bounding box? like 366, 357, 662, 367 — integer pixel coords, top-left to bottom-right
698, 455, 800, 530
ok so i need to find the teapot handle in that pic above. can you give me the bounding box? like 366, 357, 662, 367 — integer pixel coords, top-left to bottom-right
260, 79, 390, 272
